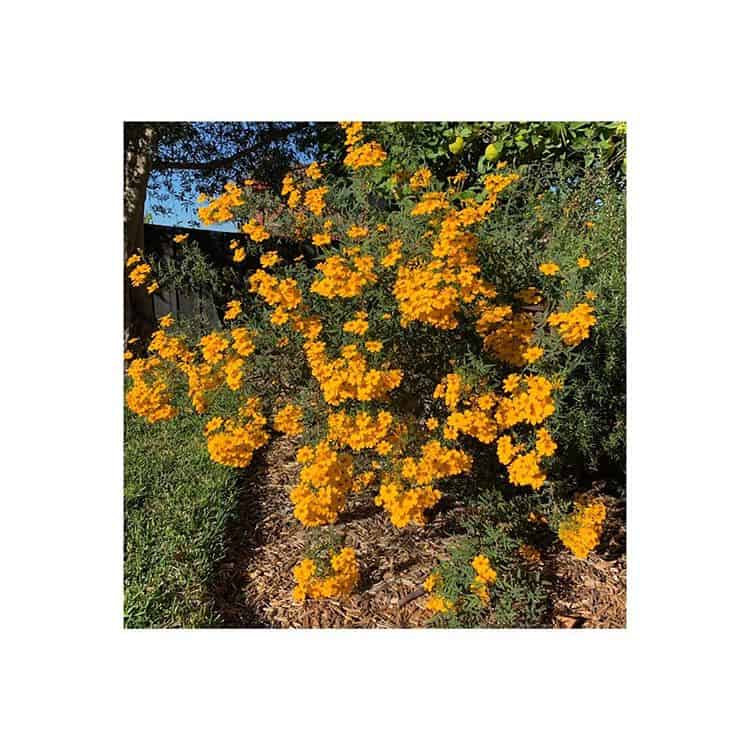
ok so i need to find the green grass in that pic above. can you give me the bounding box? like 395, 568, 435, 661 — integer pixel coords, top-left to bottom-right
124, 404, 240, 628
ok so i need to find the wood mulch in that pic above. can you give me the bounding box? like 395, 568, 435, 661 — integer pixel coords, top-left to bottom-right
550, 492, 627, 628
210, 437, 626, 629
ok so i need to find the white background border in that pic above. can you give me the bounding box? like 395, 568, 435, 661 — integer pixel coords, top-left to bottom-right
2, 2, 748, 748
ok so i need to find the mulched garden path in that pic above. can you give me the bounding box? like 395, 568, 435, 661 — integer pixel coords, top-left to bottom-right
210, 437, 626, 628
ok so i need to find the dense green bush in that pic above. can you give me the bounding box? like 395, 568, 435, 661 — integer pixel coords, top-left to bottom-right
315, 121, 626, 481
480, 166, 625, 481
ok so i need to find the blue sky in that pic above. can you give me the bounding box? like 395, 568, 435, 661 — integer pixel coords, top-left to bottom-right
144, 131, 314, 233
145, 181, 238, 233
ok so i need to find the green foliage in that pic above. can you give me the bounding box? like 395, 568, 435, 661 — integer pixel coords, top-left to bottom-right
477, 165, 625, 479
124, 396, 239, 627
427, 487, 553, 628
316, 121, 626, 189
153, 240, 229, 300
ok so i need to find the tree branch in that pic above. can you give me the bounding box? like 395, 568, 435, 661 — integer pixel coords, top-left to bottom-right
152, 123, 309, 172
153, 145, 258, 172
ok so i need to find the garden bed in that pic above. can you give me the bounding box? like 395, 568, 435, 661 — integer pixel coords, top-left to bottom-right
210, 437, 626, 628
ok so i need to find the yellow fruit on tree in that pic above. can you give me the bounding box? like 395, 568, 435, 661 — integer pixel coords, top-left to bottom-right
448, 136, 464, 155
484, 143, 501, 162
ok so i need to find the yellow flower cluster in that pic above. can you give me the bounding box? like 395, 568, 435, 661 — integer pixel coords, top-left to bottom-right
291, 441, 354, 526
310, 253, 377, 298
206, 397, 269, 468
516, 287, 542, 305
446, 404, 498, 444
341, 121, 364, 146
558, 499, 607, 558
304, 186, 328, 216
327, 409, 395, 452
424, 572, 441, 593
292, 547, 359, 602
222, 355, 244, 390
312, 231, 331, 246
535, 427, 557, 457
495, 375, 556, 428
340, 121, 387, 169
231, 328, 255, 356
127, 253, 158, 294
433, 373, 464, 410
374, 441, 472, 527
375, 481, 442, 529
394, 196, 504, 330
125, 358, 177, 423
178, 361, 223, 413
425, 593, 454, 613
224, 299, 241, 321
305, 161, 323, 180
273, 404, 304, 436
352, 471, 376, 492
506, 451, 546, 490
260, 250, 281, 268
539, 262, 560, 276
304, 340, 403, 405
496, 434, 522, 464
230, 239, 246, 263
248, 270, 302, 325
342, 311, 369, 336
433, 371, 557, 490
343, 141, 387, 170
382, 239, 403, 267
475, 304, 534, 367
281, 173, 302, 208
409, 168, 432, 190
198, 181, 244, 225
399, 440, 473, 485
241, 218, 270, 242
523, 346, 544, 363
411, 192, 450, 216
203, 416, 223, 436
548, 303, 597, 346
347, 224, 369, 239
148, 329, 193, 363
471, 554, 497, 604
393, 260, 460, 329
200, 332, 229, 364
482, 172, 521, 197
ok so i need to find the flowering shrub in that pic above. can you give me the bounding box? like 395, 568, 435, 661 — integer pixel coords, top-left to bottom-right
292, 547, 360, 601
125, 122, 622, 614
557, 496, 607, 558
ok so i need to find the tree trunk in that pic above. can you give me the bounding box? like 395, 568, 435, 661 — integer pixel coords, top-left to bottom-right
124, 123, 157, 342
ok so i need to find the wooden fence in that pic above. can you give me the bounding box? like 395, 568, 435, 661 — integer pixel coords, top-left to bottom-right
140, 223, 246, 327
